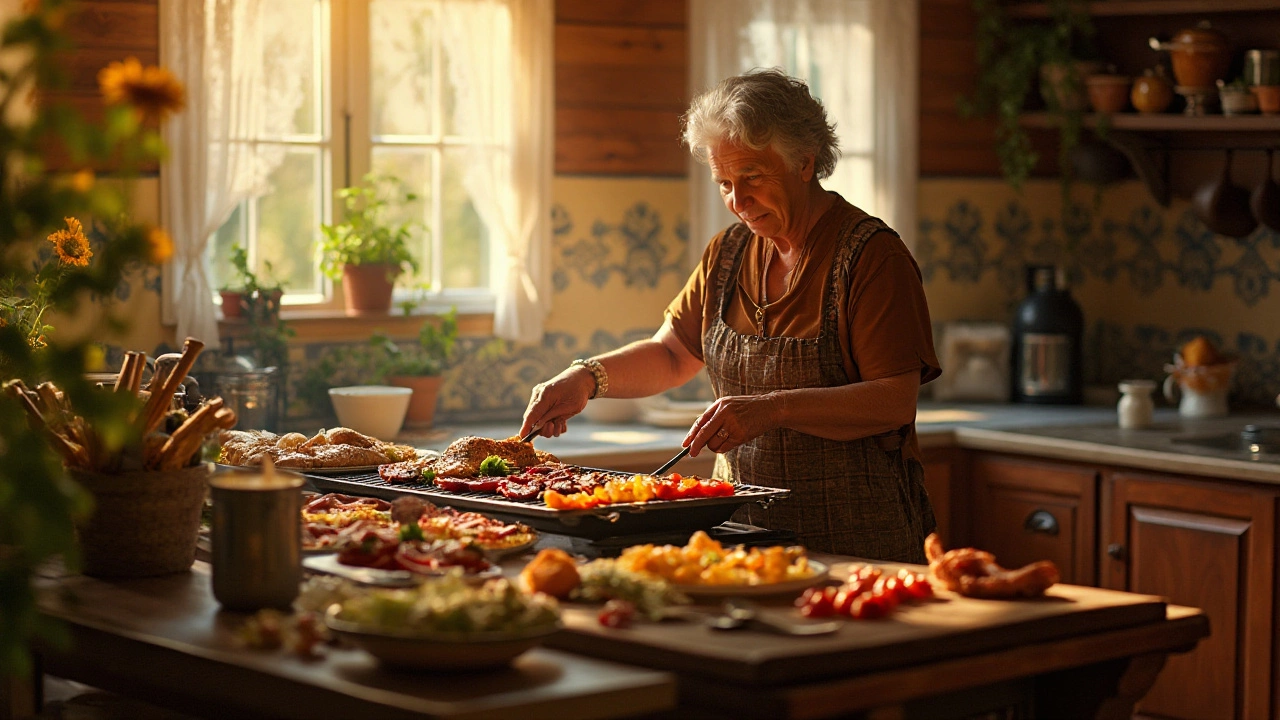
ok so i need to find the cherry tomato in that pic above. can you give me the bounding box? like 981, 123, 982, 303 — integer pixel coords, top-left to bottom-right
871, 577, 901, 611
842, 575, 879, 598
598, 599, 637, 628
795, 587, 823, 608
900, 573, 935, 601
849, 593, 891, 619
834, 588, 863, 615
799, 586, 839, 618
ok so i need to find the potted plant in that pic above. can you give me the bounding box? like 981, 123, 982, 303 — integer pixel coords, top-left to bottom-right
962, 0, 1098, 193
319, 173, 420, 316
372, 308, 458, 428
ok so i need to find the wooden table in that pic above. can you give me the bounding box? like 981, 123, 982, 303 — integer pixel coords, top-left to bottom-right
16, 563, 677, 720
549, 559, 1210, 719
9, 556, 1209, 720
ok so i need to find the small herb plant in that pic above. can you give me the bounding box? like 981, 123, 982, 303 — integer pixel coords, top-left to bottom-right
224, 243, 294, 368
318, 173, 421, 280
372, 308, 459, 379
961, 0, 1097, 191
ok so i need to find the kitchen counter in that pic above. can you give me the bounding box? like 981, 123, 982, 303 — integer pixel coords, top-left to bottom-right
406, 402, 1280, 485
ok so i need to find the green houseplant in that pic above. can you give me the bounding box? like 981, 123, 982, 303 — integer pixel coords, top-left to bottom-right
319, 172, 420, 316
962, 0, 1098, 193
374, 308, 458, 428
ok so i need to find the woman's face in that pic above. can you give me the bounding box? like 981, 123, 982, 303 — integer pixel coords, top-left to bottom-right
707, 140, 814, 241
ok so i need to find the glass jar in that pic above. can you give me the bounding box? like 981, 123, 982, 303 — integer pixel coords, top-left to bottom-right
1117, 380, 1156, 429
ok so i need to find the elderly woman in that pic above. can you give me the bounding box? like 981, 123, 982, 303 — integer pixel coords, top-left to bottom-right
519, 69, 940, 562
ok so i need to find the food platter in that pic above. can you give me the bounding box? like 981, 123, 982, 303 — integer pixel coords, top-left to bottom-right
303, 553, 503, 587
670, 561, 830, 598
305, 471, 791, 540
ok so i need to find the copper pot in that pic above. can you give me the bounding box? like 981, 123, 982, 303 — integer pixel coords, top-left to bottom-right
1149, 22, 1230, 89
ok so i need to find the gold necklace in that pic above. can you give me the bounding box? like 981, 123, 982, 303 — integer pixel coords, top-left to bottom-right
739, 241, 804, 337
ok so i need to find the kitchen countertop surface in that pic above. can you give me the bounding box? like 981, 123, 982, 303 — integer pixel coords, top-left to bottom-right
400, 402, 1280, 484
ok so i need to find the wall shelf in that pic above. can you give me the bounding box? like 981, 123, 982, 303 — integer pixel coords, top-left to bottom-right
1019, 112, 1280, 206
1005, 1, 1280, 19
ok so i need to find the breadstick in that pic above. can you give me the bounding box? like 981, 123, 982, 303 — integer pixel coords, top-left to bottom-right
140, 338, 204, 436
115, 352, 140, 393
154, 397, 223, 470
127, 352, 147, 394
5, 381, 88, 467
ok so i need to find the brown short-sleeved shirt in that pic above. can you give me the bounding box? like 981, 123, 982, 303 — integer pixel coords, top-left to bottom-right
665, 194, 941, 462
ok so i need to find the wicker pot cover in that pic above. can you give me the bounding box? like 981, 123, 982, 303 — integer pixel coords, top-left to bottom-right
70, 463, 212, 578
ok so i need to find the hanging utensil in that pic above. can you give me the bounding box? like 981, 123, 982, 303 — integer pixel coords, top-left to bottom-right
1193, 149, 1258, 239
1251, 148, 1280, 233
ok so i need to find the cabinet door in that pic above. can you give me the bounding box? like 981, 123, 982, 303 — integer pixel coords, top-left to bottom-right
1103, 471, 1277, 720
970, 454, 1097, 586
921, 446, 967, 547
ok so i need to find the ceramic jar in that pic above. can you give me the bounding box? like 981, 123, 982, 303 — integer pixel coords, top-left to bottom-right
1131, 69, 1174, 113
1086, 74, 1131, 113
1149, 23, 1230, 89
1117, 380, 1155, 429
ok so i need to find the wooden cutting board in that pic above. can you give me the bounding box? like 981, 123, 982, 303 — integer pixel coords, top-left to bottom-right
548, 582, 1168, 686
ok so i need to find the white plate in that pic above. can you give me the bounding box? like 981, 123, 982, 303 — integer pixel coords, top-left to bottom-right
481, 535, 538, 560
670, 561, 829, 598
303, 553, 502, 587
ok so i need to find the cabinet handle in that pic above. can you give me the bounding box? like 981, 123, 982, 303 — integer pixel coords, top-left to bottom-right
1023, 510, 1059, 536
1107, 543, 1126, 561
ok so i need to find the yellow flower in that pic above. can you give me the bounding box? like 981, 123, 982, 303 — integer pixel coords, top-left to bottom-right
98, 57, 186, 121
146, 226, 174, 264
70, 169, 95, 193
47, 217, 92, 267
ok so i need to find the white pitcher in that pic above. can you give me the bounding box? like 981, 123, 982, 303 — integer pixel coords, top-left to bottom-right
1163, 360, 1235, 418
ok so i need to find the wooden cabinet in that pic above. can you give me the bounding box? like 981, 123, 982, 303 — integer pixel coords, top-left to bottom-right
1102, 470, 1279, 720
969, 453, 1098, 586
921, 446, 968, 547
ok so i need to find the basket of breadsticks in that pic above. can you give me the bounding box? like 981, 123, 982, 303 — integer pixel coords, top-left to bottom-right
4, 337, 235, 578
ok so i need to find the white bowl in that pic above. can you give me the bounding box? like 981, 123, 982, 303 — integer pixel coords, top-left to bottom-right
328, 385, 412, 440
579, 397, 640, 424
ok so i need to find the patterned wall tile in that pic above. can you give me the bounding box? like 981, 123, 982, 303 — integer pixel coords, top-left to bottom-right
551, 201, 688, 292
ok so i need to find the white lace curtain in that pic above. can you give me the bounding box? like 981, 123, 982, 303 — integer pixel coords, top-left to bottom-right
687, 0, 919, 267
160, 0, 301, 347
441, 0, 554, 344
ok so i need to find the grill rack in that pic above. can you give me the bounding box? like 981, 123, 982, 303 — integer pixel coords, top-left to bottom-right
304, 467, 790, 540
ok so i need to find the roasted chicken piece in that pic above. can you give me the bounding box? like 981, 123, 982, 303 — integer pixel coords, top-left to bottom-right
378, 435, 558, 483
924, 533, 1059, 599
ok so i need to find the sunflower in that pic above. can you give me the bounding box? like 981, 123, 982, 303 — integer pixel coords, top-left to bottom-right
98, 57, 186, 121
146, 226, 174, 264
47, 217, 92, 267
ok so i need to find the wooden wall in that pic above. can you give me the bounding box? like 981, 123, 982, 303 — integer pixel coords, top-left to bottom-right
42, 0, 159, 173
918, 0, 1055, 178
554, 0, 688, 176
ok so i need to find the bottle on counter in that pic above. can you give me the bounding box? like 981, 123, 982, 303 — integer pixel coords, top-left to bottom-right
1011, 265, 1084, 405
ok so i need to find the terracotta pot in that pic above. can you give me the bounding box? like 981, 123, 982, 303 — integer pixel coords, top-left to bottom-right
1040, 61, 1106, 112
1150, 23, 1230, 89
341, 263, 399, 316
1086, 74, 1131, 113
387, 374, 444, 428
219, 290, 246, 319
70, 463, 212, 578
1131, 69, 1174, 114
1252, 85, 1280, 115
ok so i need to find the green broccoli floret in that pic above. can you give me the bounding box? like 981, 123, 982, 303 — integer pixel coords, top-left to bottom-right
477, 455, 512, 477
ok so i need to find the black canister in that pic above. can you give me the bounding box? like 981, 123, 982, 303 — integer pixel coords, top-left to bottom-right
1011, 265, 1083, 404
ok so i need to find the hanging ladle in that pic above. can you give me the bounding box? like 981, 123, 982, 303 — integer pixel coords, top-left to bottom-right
1251, 148, 1280, 233
1193, 149, 1258, 239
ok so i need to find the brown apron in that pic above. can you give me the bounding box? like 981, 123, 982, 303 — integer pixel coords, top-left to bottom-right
705, 215, 936, 562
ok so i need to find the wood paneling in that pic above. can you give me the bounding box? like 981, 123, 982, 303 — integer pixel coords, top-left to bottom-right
1103, 470, 1278, 720
970, 453, 1098, 586
40, 0, 159, 174
554, 0, 688, 176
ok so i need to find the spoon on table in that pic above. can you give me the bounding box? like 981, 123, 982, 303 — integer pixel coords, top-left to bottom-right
706, 598, 840, 636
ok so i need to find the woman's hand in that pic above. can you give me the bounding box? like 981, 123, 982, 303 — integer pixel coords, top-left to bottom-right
520, 366, 596, 439
684, 393, 782, 457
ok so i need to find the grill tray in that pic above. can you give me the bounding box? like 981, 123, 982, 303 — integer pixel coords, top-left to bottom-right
303, 468, 790, 540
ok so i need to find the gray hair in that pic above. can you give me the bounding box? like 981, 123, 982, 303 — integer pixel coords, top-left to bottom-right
681, 69, 840, 179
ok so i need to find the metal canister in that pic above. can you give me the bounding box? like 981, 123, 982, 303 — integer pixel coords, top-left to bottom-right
210, 467, 304, 611
1244, 49, 1280, 87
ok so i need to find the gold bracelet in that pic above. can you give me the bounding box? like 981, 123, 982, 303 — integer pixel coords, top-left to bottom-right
570, 358, 608, 399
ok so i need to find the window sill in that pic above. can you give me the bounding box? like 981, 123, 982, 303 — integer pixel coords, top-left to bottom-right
218, 309, 493, 343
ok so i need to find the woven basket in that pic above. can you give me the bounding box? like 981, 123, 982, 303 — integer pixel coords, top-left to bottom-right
70, 463, 212, 578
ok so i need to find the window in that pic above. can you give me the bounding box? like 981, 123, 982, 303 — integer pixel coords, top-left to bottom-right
207, 0, 506, 312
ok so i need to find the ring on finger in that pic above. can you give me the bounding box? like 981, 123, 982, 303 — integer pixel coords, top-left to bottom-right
716, 428, 729, 439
